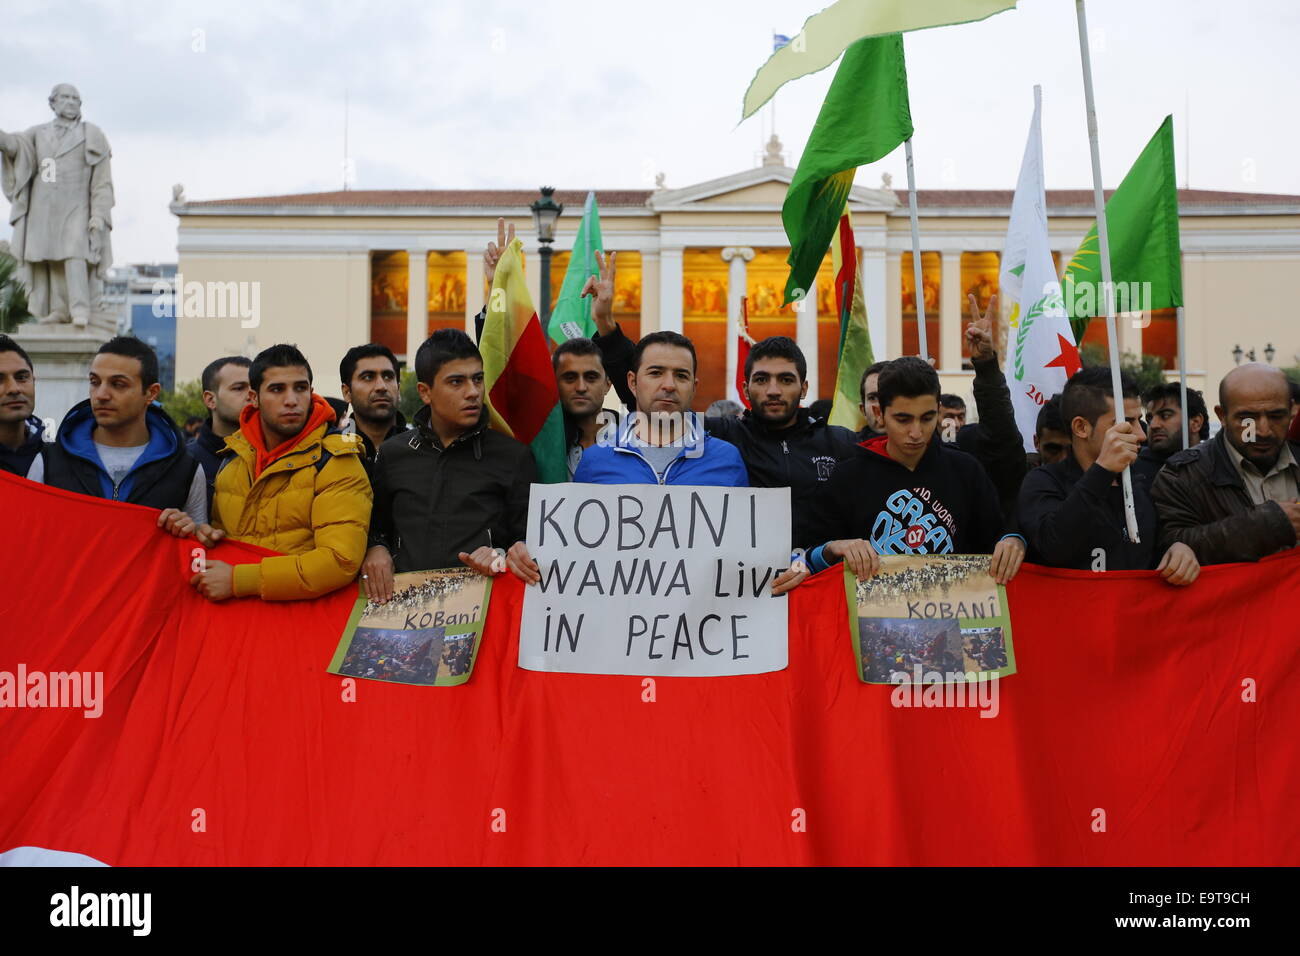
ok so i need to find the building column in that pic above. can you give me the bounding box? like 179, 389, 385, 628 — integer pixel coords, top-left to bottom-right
885, 251, 903, 362
524, 244, 542, 321
940, 249, 962, 371
722, 247, 754, 402
658, 246, 684, 334
797, 274, 819, 400
861, 248, 888, 361
406, 250, 428, 362
464, 250, 485, 336
639, 249, 660, 334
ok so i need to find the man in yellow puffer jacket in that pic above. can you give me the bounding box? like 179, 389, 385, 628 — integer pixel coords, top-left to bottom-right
190, 344, 372, 602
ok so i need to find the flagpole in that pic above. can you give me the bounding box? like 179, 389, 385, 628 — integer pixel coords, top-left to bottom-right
1177, 305, 1189, 448
1075, 0, 1140, 543
904, 137, 929, 362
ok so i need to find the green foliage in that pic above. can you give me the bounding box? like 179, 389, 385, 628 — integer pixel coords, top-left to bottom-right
159, 379, 208, 428
1078, 343, 1167, 394
399, 369, 422, 420
1281, 365, 1300, 385
0, 250, 33, 334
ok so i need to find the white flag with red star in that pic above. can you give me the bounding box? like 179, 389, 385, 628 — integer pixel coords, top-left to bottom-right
1001, 87, 1081, 451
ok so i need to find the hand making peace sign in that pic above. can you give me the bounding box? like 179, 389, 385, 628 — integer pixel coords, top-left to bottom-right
484, 217, 516, 285
964, 293, 998, 363
580, 249, 617, 336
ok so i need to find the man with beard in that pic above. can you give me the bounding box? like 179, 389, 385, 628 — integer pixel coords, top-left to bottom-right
703, 335, 859, 551
0, 335, 45, 478
187, 355, 252, 504
339, 343, 406, 469
552, 336, 612, 478
1153, 363, 1300, 565
1131, 382, 1208, 493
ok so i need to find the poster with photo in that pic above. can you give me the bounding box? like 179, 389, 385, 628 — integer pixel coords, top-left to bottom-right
845, 554, 1016, 685
328, 568, 492, 687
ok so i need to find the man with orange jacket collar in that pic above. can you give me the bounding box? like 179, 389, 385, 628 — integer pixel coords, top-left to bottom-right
190, 343, 372, 602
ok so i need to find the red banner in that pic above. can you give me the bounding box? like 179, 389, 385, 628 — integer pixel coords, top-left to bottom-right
1, 470, 1297, 865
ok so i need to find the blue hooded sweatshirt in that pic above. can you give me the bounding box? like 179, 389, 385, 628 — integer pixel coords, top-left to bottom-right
55, 399, 185, 500
573, 411, 749, 487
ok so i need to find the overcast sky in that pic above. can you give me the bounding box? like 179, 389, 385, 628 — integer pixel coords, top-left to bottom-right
3, 0, 1297, 264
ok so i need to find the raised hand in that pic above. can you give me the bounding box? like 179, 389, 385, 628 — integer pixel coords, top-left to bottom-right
580, 249, 617, 335
484, 217, 516, 285
965, 293, 997, 363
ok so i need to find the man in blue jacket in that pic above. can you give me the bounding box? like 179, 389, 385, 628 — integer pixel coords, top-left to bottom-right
573, 331, 748, 487
496, 331, 820, 592
34, 336, 207, 537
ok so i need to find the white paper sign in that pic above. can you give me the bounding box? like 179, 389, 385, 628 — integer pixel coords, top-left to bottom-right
519, 484, 791, 676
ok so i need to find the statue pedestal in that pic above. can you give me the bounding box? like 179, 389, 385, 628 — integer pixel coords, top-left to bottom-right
11, 310, 118, 426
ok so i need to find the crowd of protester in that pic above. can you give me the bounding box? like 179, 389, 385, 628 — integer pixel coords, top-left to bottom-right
2, 219, 1297, 607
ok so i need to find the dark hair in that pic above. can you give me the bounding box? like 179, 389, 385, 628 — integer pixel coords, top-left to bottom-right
631, 331, 696, 375
552, 337, 605, 373
201, 355, 251, 393
1036, 394, 1065, 436
339, 343, 399, 388
859, 360, 890, 406
744, 336, 806, 382
808, 398, 834, 421
876, 356, 940, 411
415, 328, 480, 385
1060, 366, 1138, 430
184, 415, 203, 426
939, 393, 966, 410
96, 335, 159, 389
250, 343, 312, 392
0, 334, 33, 372
1142, 381, 1210, 441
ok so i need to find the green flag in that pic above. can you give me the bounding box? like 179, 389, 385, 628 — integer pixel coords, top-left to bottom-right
1062, 115, 1183, 341
782, 34, 912, 306
547, 192, 604, 347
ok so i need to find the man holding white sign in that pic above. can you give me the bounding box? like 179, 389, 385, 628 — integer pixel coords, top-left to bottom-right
518, 484, 792, 677
500, 330, 806, 596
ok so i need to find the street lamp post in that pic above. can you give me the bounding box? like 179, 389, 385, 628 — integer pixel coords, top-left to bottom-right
531, 186, 564, 331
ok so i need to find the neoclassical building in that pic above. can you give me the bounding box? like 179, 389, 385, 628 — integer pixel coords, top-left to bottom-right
172, 145, 1300, 407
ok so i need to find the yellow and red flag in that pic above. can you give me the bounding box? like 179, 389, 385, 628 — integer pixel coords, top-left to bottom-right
480, 238, 568, 482
828, 206, 875, 431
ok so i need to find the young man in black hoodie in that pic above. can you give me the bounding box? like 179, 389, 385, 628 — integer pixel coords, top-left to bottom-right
803, 356, 1024, 584
187, 355, 252, 504
360, 328, 536, 602
705, 335, 860, 551
1016, 366, 1199, 583
0, 335, 46, 478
